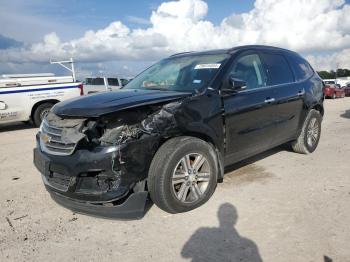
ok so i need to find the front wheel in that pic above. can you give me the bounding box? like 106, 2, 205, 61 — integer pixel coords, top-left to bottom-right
291, 109, 322, 154
148, 136, 218, 213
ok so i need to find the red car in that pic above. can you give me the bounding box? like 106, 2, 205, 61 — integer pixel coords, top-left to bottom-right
323, 81, 345, 99
344, 83, 350, 96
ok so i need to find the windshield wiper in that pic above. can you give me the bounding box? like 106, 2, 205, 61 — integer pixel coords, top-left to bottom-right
143, 87, 169, 91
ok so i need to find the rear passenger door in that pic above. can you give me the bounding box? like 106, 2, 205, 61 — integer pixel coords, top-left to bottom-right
260, 52, 304, 144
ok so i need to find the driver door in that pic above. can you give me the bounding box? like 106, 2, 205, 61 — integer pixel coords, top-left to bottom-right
222, 52, 276, 165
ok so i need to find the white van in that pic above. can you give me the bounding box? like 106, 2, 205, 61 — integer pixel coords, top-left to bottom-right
0, 59, 83, 126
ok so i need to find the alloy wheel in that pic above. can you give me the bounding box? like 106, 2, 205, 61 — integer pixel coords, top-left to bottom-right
171, 153, 211, 204
306, 118, 320, 147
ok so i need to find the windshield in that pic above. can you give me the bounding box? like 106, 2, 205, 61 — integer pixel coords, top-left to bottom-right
124, 54, 229, 92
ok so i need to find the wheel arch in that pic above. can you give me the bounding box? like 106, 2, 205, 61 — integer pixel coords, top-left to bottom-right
311, 103, 324, 116
30, 99, 60, 120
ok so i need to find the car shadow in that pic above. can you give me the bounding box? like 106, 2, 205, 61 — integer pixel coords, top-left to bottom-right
181, 203, 262, 262
340, 109, 350, 119
0, 122, 36, 133
224, 144, 290, 174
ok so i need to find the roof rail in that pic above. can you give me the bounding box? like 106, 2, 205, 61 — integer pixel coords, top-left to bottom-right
169, 51, 194, 57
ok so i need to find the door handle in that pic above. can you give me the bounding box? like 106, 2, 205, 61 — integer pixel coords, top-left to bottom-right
264, 98, 275, 103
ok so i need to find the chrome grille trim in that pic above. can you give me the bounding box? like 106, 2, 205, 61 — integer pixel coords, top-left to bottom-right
39, 119, 78, 156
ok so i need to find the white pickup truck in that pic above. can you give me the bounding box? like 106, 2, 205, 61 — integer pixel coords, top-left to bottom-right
0, 59, 83, 126
84, 77, 130, 94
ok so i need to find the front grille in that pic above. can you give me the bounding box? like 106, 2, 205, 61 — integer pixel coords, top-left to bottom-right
40, 120, 77, 156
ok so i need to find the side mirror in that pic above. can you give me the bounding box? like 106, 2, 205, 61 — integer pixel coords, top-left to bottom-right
222, 76, 247, 94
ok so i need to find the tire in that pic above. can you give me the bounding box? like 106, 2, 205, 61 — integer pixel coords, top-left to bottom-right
148, 136, 218, 214
33, 103, 54, 127
291, 109, 322, 154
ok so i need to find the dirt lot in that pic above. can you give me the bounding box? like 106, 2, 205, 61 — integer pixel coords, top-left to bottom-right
0, 99, 349, 262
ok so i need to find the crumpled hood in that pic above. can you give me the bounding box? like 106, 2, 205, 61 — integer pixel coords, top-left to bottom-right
52, 89, 191, 117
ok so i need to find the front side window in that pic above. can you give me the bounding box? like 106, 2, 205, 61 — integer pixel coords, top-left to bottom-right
229, 53, 267, 90
124, 54, 230, 92
261, 53, 294, 85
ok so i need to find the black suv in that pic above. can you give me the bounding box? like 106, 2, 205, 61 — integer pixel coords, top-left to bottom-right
34, 45, 324, 218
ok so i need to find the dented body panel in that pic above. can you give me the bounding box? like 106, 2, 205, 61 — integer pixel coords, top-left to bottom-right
34, 90, 225, 218
52, 89, 191, 117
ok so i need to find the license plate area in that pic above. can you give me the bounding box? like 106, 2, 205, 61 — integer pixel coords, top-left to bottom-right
34, 149, 50, 176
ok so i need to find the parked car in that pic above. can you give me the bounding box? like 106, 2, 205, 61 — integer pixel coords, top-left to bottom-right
84, 77, 130, 94
34, 45, 324, 218
323, 81, 345, 99
344, 83, 350, 96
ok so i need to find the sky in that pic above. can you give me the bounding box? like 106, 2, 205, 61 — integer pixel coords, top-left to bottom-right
0, 0, 350, 79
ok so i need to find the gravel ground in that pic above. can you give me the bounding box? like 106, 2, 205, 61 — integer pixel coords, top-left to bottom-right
0, 99, 349, 262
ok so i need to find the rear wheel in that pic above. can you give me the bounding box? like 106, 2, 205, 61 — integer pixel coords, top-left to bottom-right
33, 102, 54, 127
291, 109, 322, 154
148, 136, 218, 213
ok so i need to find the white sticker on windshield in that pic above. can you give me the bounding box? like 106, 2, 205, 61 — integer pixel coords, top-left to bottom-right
194, 63, 221, 70
193, 79, 201, 84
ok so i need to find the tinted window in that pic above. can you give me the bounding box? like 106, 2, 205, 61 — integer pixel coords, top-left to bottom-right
86, 78, 104, 85
324, 81, 335, 85
288, 55, 314, 81
108, 78, 119, 86
261, 53, 294, 85
229, 53, 267, 90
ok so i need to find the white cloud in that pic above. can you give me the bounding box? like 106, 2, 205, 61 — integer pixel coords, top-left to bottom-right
0, 0, 350, 71
307, 49, 350, 71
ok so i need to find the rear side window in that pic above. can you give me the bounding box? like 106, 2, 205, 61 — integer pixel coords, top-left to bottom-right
288, 55, 314, 81
108, 78, 119, 86
261, 53, 294, 85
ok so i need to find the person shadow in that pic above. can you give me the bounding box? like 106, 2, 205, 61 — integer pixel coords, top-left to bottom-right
181, 203, 262, 262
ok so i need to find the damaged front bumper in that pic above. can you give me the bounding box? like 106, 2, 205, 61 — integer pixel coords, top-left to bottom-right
33, 135, 150, 219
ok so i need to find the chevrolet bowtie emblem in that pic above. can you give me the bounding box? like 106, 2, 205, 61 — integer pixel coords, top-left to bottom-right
41, 134, 51, 143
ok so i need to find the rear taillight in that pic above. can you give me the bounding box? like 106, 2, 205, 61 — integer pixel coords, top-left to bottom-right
78, 84, 84, 96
